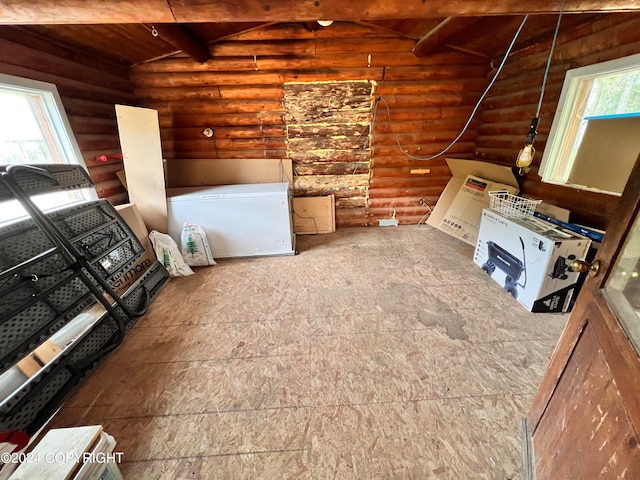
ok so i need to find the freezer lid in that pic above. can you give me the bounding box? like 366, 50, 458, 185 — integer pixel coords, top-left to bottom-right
166, 182, 290, 201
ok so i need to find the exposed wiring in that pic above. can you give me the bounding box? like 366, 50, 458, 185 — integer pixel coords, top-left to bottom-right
374, 14, 530, 162
416, 203, 434, 229
536, 0, 566, 118
351, 122, 372, 175
517, 0, 565, 176
279, 159, 293, 184
293, 210, 319, 234
352, 89, 379, 175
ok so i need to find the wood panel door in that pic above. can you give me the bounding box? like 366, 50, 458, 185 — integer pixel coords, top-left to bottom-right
525, 156, 640, 479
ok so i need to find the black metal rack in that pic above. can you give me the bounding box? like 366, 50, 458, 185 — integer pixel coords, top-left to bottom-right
0, 164, 169, 442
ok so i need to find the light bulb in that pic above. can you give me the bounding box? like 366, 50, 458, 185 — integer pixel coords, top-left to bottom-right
516, 144, 535, 168
317, 20, 334, 27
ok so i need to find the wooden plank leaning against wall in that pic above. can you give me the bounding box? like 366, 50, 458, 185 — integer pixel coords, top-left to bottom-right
476, 13, 640, 231
131, 22, 489, 227
0, 26, 136, 205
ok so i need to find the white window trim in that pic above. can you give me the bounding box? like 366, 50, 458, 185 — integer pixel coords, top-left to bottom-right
539, 52, 640, 194
0, 74, 97, 224
0, 73, 94, 182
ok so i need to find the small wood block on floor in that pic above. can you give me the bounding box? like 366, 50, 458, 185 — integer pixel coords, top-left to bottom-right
293, 195, 335, 234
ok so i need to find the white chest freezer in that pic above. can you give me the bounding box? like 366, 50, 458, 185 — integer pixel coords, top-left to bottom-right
166, 183, 295, 259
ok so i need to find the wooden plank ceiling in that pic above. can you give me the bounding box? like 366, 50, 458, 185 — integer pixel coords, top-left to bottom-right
0, 1, 636, 66
0, 0, 637, 23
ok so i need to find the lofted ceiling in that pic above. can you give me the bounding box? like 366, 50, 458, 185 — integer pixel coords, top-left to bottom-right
0, 1, 638, 67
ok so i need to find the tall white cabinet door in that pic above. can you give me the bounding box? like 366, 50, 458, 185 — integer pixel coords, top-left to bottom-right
115, 104, 167, 233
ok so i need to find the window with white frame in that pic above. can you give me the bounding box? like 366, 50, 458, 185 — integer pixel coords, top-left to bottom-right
0, 73, 95, 223
540, 54, 640, 195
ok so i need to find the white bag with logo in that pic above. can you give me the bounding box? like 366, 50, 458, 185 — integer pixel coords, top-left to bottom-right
148, 230, 194, 277
180, 223, 217, 266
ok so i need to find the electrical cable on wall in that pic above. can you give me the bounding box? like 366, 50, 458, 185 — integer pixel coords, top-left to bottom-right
351, 82, 379, 175
416, 203, 434, 229
293, 210, 319, 234
278, 159, 293, 184
351, 122, 372, 175
372, 14, 530, 162
516, 0, 566, 175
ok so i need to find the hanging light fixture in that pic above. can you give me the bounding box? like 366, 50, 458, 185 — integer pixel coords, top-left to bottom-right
303, 20, 334, 32
515, 118, 538, 172
516, 0, 566, 175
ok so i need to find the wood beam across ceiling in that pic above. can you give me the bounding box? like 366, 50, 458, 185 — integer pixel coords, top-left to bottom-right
412, 17, 453, 56
1, 0, 639, 24
146, 24, 210, 63
353, 21, 414, 39
412, 17, 483, 57
190, 22, 274, 45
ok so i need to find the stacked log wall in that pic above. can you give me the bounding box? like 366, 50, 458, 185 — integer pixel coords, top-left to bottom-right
475, 14, 640, 230
131, 22, 489, 226
0, 27, 136, 204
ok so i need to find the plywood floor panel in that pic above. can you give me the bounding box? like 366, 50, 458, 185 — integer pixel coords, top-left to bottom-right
49, 226, 566, 479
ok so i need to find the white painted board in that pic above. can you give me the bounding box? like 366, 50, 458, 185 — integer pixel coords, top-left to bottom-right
115, 104, 168, 233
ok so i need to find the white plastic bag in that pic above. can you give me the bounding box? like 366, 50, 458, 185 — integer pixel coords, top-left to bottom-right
181, 223, 217, 266
148, 230, 194, 277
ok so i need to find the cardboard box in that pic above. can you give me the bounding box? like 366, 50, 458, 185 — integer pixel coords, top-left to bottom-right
292, 195, 335, 234
474, 209, 591, 312
165, 158, 294, 188
114, 203, 156, 294
427, 158, 519, 246
567, 115, 640, 195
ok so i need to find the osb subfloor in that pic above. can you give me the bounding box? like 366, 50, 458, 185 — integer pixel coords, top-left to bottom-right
51, 226, 566, 479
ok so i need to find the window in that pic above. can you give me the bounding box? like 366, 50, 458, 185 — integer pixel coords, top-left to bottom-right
540, 54, 640, 195
0, 73, 95, 223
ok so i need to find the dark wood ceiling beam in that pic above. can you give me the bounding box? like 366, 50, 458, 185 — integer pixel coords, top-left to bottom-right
0, 0, 174, 23
202, 23, 276, 44
1, 0, 639, 24
353, 21, 422, 39
146, 24, 210, 63
444, 44, 491, 59
412, 17, 454, 56
413, 17, 483, 57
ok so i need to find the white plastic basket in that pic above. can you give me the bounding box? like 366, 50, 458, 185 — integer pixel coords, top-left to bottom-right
488, 191, 541, 219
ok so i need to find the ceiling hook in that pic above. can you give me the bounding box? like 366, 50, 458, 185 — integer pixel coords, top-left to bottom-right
151, 26, 159, 37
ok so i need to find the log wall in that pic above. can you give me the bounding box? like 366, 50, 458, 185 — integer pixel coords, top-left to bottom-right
0, 27, 136, 204
131, 22, 489, 227
284, 81, 373, 224
475, 13, 640, 230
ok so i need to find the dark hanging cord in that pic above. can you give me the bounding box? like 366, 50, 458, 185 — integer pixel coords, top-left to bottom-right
375, 14, 530, 162
517, 0, 566, 175
536, 0, 566, 117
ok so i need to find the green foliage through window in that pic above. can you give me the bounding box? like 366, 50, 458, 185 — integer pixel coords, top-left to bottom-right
589, 70, 640, 116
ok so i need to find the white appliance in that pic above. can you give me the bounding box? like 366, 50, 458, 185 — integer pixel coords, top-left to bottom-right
166, 182, 295, 259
